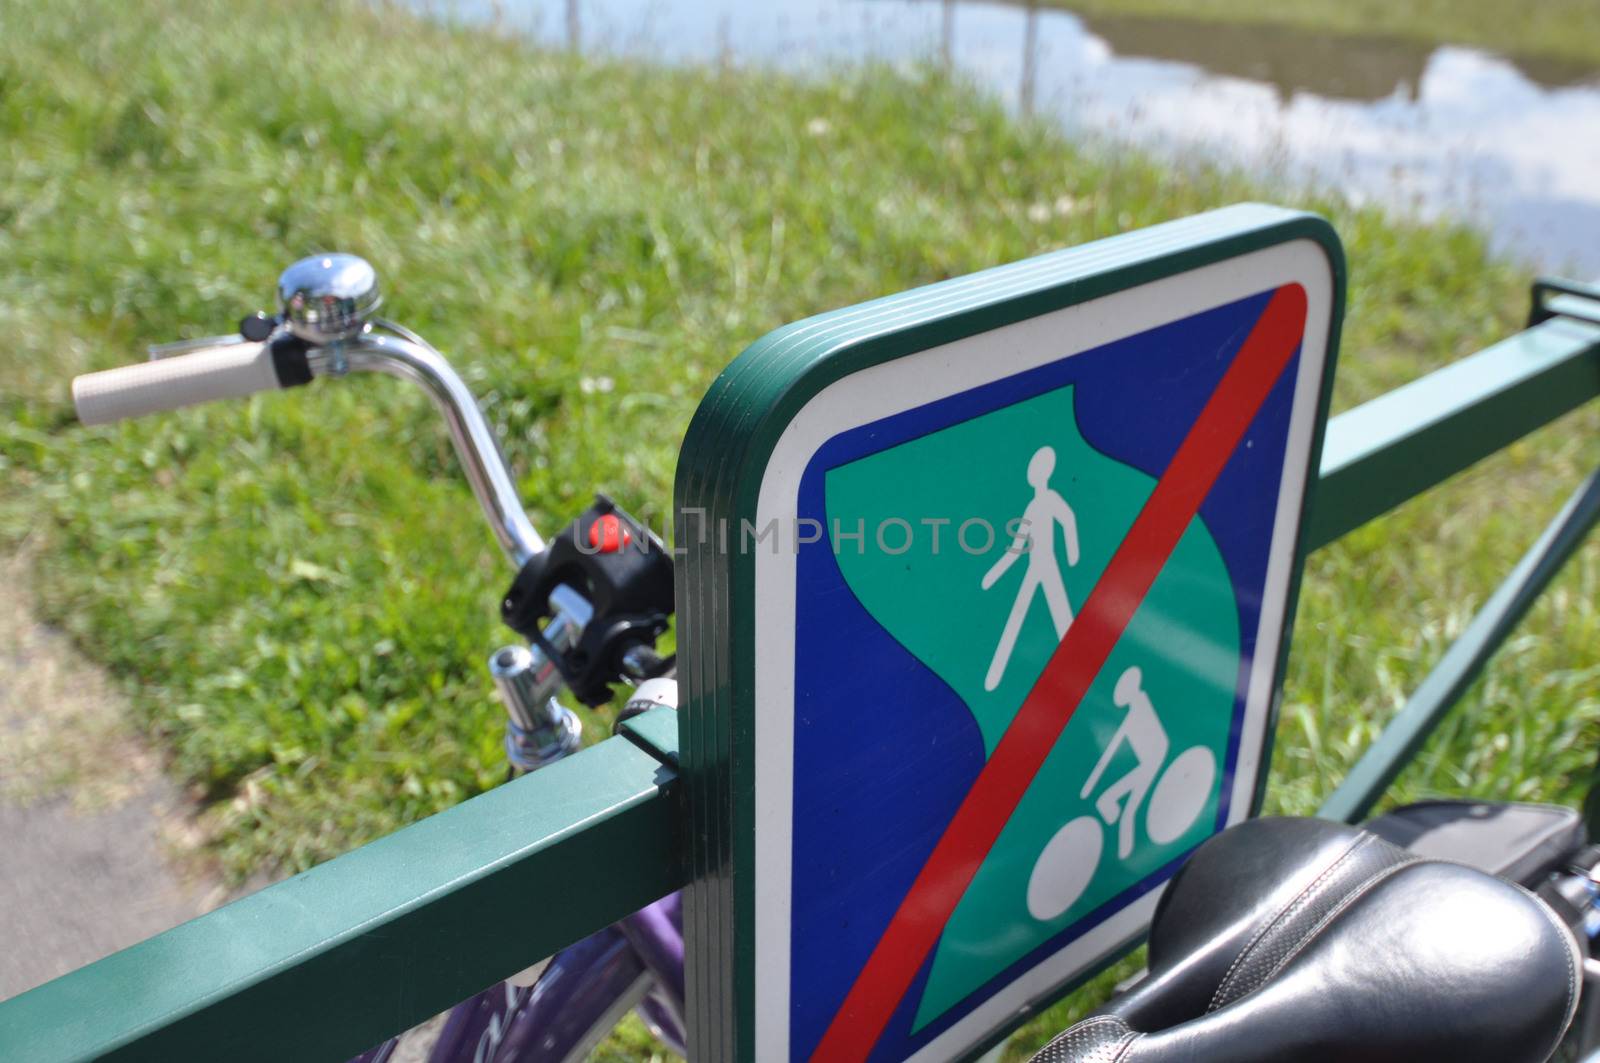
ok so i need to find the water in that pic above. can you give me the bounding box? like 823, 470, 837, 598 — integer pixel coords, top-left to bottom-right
429, 0, 1600, 274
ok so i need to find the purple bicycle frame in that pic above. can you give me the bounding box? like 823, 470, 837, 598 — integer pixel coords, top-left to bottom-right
351, 892, 685, 1063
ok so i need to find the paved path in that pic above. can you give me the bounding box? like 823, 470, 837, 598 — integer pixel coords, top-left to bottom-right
0, 550, 443, 1056
0, 550, 220, 1002
0, 788, 215, 1000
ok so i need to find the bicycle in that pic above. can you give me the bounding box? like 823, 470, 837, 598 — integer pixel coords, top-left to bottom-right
69, 251, 1600, 1062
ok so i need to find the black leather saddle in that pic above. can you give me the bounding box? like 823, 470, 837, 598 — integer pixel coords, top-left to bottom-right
1028, 816, 1583, 1062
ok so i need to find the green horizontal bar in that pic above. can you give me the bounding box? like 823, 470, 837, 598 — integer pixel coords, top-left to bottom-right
1318, 466, 1600, 824
1530, 276, 1600, 328
0, 734, 686, 1063
1307, 314, 1600, 551
1542, 292, 1600, 329
619, 704, 681, 767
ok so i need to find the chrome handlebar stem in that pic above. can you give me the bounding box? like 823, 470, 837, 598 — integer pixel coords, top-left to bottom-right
302, 326, 599, 772
308, 332, 545, 567
268, 254, 612, 760
274, 251, 544, 569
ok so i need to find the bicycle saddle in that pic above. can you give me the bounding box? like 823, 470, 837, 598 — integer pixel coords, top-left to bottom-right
1028, 817, 1581, 1062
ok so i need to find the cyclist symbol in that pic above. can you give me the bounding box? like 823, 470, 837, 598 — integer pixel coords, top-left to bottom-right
980, 445, 1080, 691
1025, 665, 1218, 922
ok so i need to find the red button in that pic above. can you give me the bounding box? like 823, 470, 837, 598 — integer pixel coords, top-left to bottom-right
588, 513, 631, 553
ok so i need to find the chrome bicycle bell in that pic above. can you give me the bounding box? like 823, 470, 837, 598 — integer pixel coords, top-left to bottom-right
276, 253, 381, 345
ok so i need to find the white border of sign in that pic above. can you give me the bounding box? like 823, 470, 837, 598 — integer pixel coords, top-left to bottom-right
750, 238, 1335, 1061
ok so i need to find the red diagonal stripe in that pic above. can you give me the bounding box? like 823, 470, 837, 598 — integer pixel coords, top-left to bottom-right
808, 283, 1308, 1062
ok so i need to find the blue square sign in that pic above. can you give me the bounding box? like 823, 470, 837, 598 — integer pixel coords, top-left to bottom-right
676, 206, 1345, 1062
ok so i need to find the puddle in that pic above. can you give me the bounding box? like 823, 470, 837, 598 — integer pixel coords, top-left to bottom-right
426, 0, 1600, 274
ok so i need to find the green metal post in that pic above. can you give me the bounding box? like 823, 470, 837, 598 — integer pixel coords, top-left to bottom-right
1318, 468, 1600, 824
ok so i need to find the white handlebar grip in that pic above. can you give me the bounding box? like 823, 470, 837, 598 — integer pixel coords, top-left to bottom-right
72, 342, 284, 426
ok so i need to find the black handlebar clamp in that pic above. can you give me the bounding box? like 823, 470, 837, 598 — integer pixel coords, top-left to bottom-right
500, 496, 674, 706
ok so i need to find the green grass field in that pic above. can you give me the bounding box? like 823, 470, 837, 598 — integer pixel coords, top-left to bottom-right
1050, 0, 1600, 68
2, 0, 1597, 1056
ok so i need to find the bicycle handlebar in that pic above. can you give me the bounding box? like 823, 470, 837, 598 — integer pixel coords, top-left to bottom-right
324, 333, 545, 565
68, 254, 612, 710
70, 254, 665, 790
72, 341, 287, 426
71, 327, 545, 568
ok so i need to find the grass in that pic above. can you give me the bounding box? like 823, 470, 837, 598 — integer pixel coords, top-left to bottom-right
1047, 0, 1600, 69
1, 0, 1597, 1057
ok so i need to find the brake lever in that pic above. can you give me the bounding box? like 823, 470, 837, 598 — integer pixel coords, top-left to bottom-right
146, 334, 248, 361
147, 313, 280, 361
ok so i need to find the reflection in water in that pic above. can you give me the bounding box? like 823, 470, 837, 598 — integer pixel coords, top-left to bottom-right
1056, 9, 1600, 103
1075, 13, 1454, 103
427, 0, 1600, 272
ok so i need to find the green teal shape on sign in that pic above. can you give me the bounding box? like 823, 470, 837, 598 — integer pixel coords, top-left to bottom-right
826, 385, 1238, 1026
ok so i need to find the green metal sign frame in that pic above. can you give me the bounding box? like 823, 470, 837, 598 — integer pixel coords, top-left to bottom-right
675, 203, 1348, 1061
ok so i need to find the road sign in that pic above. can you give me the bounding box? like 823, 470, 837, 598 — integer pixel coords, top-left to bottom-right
676, 204, 1345, 1062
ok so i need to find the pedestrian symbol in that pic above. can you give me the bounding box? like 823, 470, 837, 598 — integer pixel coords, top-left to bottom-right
981, 445, 1080, 691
